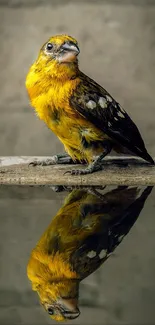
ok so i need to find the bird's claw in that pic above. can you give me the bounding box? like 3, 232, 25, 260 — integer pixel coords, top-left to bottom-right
29, 158, 57, 167
64, 169, 81, 176
64, 170, 71, 175
64, 168, 92, 175
29, 161, 38, 167
29, 160, 47, 167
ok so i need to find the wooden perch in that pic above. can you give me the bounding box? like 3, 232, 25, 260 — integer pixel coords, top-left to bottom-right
0, 156, 155, 186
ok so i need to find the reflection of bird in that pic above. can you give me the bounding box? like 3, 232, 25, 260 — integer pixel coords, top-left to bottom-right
26, 34, 154, 175
27, 186, 152, 321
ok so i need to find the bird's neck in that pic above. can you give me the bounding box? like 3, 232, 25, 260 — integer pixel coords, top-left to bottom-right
25, 59, 80, 103
27, 247, 78, 287
51, 61, 79, 81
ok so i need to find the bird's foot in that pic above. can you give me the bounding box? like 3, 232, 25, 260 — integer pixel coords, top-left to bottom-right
50, 185, 106, 193
64, 160, 103, 176
29, 158, 56, 167
87, 187, 106, 199
29, 153, 73, 167
49, 185, 67, 192
64, 141, 112, 175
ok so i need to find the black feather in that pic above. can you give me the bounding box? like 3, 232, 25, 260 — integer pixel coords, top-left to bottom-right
70, 72, 154, 164
70, 186, 153, 279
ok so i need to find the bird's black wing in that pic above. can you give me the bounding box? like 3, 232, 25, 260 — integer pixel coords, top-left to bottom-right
70, 186, 153, 280
70, 73, 154, 164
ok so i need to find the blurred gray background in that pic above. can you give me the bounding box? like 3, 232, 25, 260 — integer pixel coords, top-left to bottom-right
0, 0, 155, 157
0, 0, 155, 325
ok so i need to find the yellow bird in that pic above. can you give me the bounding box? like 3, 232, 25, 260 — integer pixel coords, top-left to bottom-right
26, 34, 154, 175
27, 186, 152, 321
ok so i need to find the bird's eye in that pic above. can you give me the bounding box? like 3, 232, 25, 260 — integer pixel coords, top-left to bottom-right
46, 43, 53, 51
47, 307, 54, 315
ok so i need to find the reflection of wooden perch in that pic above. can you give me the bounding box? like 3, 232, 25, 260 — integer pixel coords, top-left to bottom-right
0, 156, 155, 186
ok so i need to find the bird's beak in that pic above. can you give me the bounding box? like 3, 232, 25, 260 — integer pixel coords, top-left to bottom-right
61, 43, 80, 55
58, 42, 80, 63
58, 297, 80, 319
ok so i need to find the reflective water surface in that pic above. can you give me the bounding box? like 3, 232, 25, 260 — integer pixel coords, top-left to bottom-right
0, 185, 155, 324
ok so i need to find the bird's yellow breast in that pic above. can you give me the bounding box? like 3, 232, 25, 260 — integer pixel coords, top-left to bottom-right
26, 63, 107, 162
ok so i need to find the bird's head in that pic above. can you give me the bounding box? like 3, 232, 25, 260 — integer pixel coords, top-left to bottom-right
36, 279, 80, 322
41, 34, 80, 63
35, 34, 80, 80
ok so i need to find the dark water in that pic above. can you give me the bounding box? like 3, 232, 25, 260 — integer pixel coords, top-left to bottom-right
0, 185, 155, 325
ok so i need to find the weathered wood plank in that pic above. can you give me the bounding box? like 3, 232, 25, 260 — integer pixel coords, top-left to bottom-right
0, 156, 154, 186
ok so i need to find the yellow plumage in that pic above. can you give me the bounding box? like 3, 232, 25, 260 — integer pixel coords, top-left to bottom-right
26, 35, 110, 163
27, 186, 152, 322
26, 34, 154, 173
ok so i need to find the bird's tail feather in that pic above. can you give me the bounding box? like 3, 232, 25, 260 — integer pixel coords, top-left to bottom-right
136, 148, 154, 165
